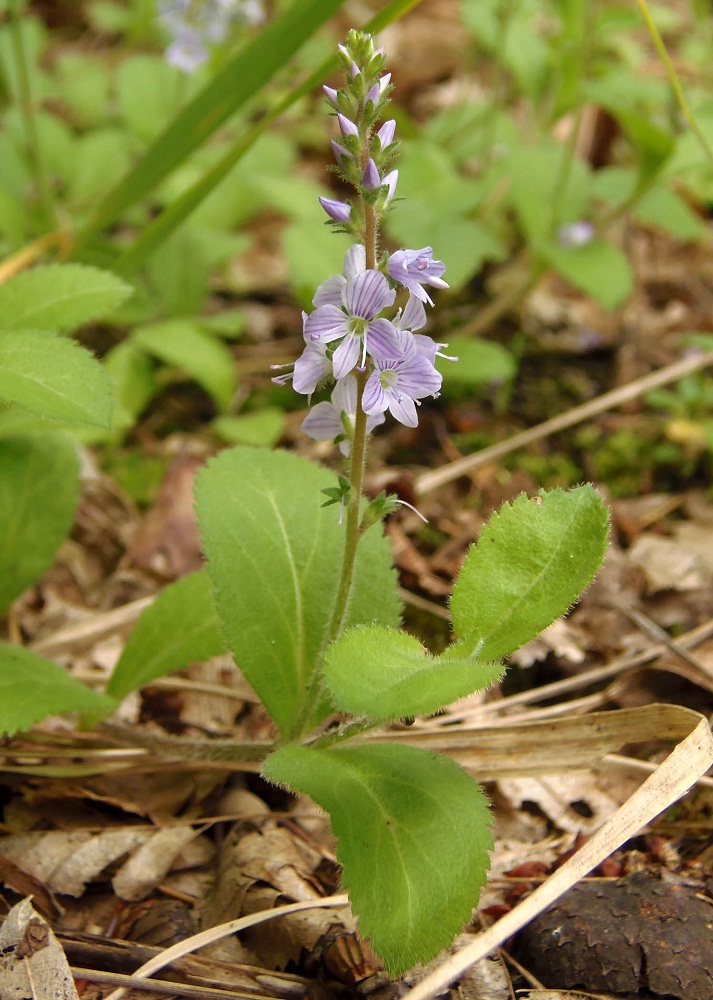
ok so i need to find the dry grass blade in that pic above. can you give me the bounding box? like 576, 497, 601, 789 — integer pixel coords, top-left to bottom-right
103, 896, 350, 1000
402, 715, 713, 1000
416, 351, 713, 494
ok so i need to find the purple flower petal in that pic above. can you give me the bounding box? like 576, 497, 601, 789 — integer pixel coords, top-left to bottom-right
312, 274, 346, 308
343, 270, 394, 320
343, 243, 366, 279
323, 85, 339, 107
319, 197, 352, 223
293, 342, 331, 395
376, 119, 396, 148
302, 400, 343, 440
332, 334, 361, 379
304, 304, 349, 343
362, 158, 380, 190
387, 247, 449, 305
337, 113, 358, 138
364, 317, 401, 361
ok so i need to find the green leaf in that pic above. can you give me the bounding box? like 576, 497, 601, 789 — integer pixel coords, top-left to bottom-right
507, 143, 591, 242
0, 643, 115, 737
0, 332, 113, 426
0, 433, 80, 615
133, 319, 237, 413
633, 186, 708, 241
264, 743, 492, 975
117, 55, 183, 144
450, 486, 609, 661
107, 570, 226, 702
613, 108, 675, 186
212, 409, 285, 447
324, 624, 503, 719
195, 447, 400, 733
537, 238, 633, 310
438, 336, 515, 388
0, 264, 133, 333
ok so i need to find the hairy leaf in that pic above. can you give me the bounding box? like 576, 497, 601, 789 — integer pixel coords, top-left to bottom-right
0, 264, 132, 332
324, 624, 502, 719
264, 743, 492, 975
450, 485, 609, 661
0, 332, 113, 425
0, 643, 115, 737
0, 433, 80, 614
195, 447, 400, 733
107, 570, 226, 702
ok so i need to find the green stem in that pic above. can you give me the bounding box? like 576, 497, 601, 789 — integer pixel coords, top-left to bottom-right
8, 0, 56, 230
635, 0, 713, 168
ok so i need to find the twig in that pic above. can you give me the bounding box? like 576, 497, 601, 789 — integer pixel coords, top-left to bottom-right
416, 350, 713, 494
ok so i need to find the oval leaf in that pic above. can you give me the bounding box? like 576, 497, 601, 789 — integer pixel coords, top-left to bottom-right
0, 643, 116, 737
324, 624, 503, 719
264, 743, 493, 976
0, 432, 80, 614
195, 447, 400, 733
107, 570, 227, 702
0, 264, 132, 332
0, 332, 113, 426
450, 485, 609, 661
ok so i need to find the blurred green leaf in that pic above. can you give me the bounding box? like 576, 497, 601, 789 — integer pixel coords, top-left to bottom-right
0, 264, 133, 333
538, 237, 633, 310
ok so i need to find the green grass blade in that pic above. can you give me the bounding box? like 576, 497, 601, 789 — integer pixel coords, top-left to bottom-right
112, 0, 425, 273
71, 0, 348, 253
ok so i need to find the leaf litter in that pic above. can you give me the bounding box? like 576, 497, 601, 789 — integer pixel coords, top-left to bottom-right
4, 6, 713, 1000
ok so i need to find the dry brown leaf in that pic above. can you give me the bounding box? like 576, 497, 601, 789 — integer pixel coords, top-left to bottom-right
0, 897, 79, 1000
628, 532, 712, 593
112, 825, 204, 901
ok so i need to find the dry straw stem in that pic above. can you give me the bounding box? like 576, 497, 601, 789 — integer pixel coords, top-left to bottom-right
416, 350, 713, 495
103, 896, 350, 1000
402, 712, 713, 1000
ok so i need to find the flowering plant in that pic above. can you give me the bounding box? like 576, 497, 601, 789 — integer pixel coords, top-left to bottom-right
193, 32, 610, 974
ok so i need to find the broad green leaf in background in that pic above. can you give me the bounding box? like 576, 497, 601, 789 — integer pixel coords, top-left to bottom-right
0, 264, 133, 332
537, 238, 633, 311
103, 340, 157, 430
212, 410, 285, 447
264, 743, 492, 975
633, 185, 709, 240
195, 447, 400, 733
107, 570, 226, 702
450, 486, 609, 662
324, 624, 503, 719
0, 643, 115, 738
132, 319, 237, 413
437, 336, 515, 389
0, 433, 80, 614
116, 54, 183, 144
507, 143, 591, 243
0, 332, 113, 426
611, 107, 675, 187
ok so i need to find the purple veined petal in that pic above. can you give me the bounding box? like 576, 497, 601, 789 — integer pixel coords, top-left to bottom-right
332, 334, 361, 379
302, 401, 343, 441
293, 343, 331, 395
388, 392, 419, 427
364, 81, 380, 106
396, 293, 427, 332
365, 318, 402, 361
378, 72, 391, 97
337, 113, 359, 138
382, 169, 398, 205
331, 374, 358, 416
343, 270, 395, 320
343, 243, 366, 279
319, 197, 352, 223
304, 304, 349, 343
362, 158, 380, 190
313, 273, 346, 308
323, 84, 339, 107
366, 409, 386, 434
362, 372, 387, 414
376, 119, 396, 148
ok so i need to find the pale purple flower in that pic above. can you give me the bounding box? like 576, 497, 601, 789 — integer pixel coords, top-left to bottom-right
362, 158, 380, 190
323, 85, 339, 107
302, 375, 384, 455
363, 340, 442, 427
557, 221, 595, 248
381, 169, 398, 206
312, 244, 365, 307
271, 335, 331, 397
375, 119, 396, 149
330, 140, 352, 168
165, 27, 208, 72
338, 113, 359, 139
387, 247, 449, 306
392, 293, 457, 364
304, 270, 399, 379
319, 197, 352, 223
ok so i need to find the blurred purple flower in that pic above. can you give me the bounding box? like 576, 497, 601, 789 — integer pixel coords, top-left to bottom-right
387, 247, 449, 305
